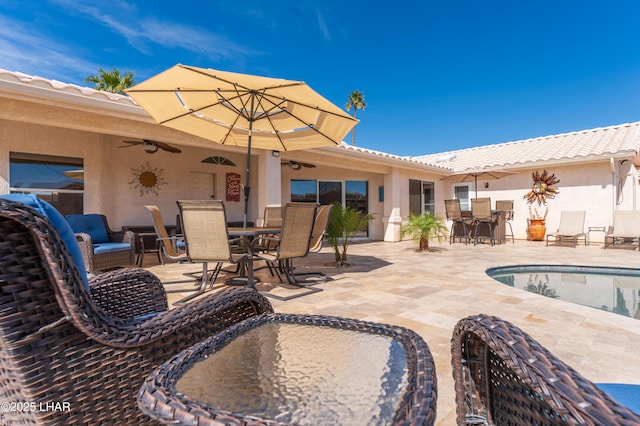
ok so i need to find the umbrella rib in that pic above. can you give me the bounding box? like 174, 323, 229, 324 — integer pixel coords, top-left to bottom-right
180, 64, 305, 92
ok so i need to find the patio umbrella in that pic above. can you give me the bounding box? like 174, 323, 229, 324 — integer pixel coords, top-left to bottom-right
440, 168, 515, 198
125, 64, 358, 227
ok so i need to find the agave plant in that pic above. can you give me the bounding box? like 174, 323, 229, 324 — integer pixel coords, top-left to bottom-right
400, 212, 448, 251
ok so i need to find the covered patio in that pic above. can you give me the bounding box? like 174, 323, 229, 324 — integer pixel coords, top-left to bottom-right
145, 239, 640, 425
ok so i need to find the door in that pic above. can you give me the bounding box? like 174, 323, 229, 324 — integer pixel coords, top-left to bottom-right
189, 172, 216, 199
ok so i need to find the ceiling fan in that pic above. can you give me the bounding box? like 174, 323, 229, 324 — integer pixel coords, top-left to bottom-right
281, 160, 316, 170
120, 139, 182, 154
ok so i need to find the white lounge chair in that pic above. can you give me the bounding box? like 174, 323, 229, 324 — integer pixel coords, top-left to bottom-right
605, 210, 640, 250
546, 211, 587, 247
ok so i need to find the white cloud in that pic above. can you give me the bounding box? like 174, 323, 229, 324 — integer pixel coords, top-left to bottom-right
315, 9, 331, 41
0, 15, 97, 82
50, 0, 259, 61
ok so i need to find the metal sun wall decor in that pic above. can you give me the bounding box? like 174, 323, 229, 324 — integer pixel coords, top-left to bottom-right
524, 170, 559, 205
129, 161, 167, 196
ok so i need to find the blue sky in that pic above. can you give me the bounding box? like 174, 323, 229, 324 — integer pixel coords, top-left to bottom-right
2, 1, 640, 156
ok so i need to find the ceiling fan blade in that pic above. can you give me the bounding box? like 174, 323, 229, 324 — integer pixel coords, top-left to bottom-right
119, 141, 143, 148
154, 141, 182, 154
281, 160, 316, 170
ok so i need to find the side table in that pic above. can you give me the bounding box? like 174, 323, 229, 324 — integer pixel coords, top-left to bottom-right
587, 226, 607, 245
135, 232, 160, 266
138, 313, 437, 425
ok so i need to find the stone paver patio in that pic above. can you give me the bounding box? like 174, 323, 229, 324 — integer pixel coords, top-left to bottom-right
145, 239, 640, 425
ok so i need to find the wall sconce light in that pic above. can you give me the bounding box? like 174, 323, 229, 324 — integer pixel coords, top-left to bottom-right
272, 150, 280, 157
484, 182, 489, 188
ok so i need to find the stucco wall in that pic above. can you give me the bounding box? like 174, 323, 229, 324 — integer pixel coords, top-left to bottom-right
440, 161, 638, 242
4, 120, 637, 244
1, 120, 258, 228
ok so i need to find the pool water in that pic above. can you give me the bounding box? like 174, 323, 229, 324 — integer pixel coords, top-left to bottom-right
486, 265, 640, 320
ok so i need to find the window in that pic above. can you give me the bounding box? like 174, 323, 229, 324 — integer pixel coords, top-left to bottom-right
409, 179, 435, 215
453, 184, 471, 211
319, 181, 341, 205
9, 152, 84, 215
291, 179, 317, 202
290, 179, 370, 236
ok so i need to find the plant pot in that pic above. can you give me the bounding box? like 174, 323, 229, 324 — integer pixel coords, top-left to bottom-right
528, 219, 546, 241
419, 238, 428, 251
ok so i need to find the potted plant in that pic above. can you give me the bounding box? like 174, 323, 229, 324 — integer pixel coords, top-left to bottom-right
326, 203, 375, 266
400, 212, 448, 251
523, 170, 559, 241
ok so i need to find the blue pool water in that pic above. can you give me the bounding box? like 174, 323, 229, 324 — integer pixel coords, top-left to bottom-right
486, 265, 640, 320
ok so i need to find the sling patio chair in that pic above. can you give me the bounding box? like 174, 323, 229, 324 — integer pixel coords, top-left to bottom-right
494, 200, 514, 243
546, 210, 587, 247
604, 210, 640, 250
253, 202, 321, 301
288, 203, 334, 282
176, 200, 248, 304
144, 205, 187, 264
471, 197, 497, 245
451, 314, 640, 425
0, 194, 273, 425
445, 199, 471, 244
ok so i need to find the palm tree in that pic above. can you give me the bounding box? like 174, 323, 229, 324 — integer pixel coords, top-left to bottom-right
345, 90, 366, 146
85, 67, 135, 94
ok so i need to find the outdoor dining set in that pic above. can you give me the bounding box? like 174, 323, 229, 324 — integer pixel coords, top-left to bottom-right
1, 193, 639, 425
444, 198, 514, 246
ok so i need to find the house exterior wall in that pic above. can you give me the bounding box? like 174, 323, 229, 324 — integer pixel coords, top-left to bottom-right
1, 119, 259, 228
2, 79, 637, 245
440, 161, 638, 242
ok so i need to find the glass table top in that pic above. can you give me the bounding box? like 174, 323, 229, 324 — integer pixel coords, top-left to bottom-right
176, 322, 409, 425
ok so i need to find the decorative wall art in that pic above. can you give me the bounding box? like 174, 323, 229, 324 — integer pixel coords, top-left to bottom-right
226, 172, 241, 202
524, 170, 559, 206
129, 162, 167, 196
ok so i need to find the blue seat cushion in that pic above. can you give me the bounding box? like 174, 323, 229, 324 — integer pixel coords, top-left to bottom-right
93, 242, 132, 255
66, 214, 110, 244
1, 194, 90, 291
596, 383, 640, 414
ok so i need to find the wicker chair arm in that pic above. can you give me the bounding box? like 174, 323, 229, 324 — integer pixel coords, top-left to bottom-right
77, 287, 274, 348
74, 231, 93, 246
89, 268, 168, 318
451, 314, 640, 425
108, 229, 134, 244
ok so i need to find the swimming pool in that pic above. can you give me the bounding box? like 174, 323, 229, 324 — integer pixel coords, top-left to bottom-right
486, 265, 640, 320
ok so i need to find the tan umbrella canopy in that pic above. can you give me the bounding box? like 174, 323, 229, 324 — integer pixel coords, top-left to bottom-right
126, 64, 358, 227
440, 168, 515, 198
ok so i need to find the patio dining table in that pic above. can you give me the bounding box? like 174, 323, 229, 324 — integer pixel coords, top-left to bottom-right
227, 226, 280, 288
138, 313, 437, 425
462, 210, 507, 245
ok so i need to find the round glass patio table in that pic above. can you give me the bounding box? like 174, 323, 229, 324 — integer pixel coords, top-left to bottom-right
137, 313, 437, 425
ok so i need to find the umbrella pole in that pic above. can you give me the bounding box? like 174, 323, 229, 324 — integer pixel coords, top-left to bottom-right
474, 175, 478, 199
243, 122, 252, 229
243, 96, 255, 229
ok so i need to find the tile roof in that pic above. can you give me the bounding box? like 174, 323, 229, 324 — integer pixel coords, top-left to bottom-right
2, 68, 639, 173
329, 143, 451, 171
413, 122, 640, 171
0, 69, 134, 106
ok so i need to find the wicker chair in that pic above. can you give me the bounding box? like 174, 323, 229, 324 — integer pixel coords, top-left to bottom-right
451, 314, 640, 425
65, 213, 135, 273
0, 195, 273, 425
